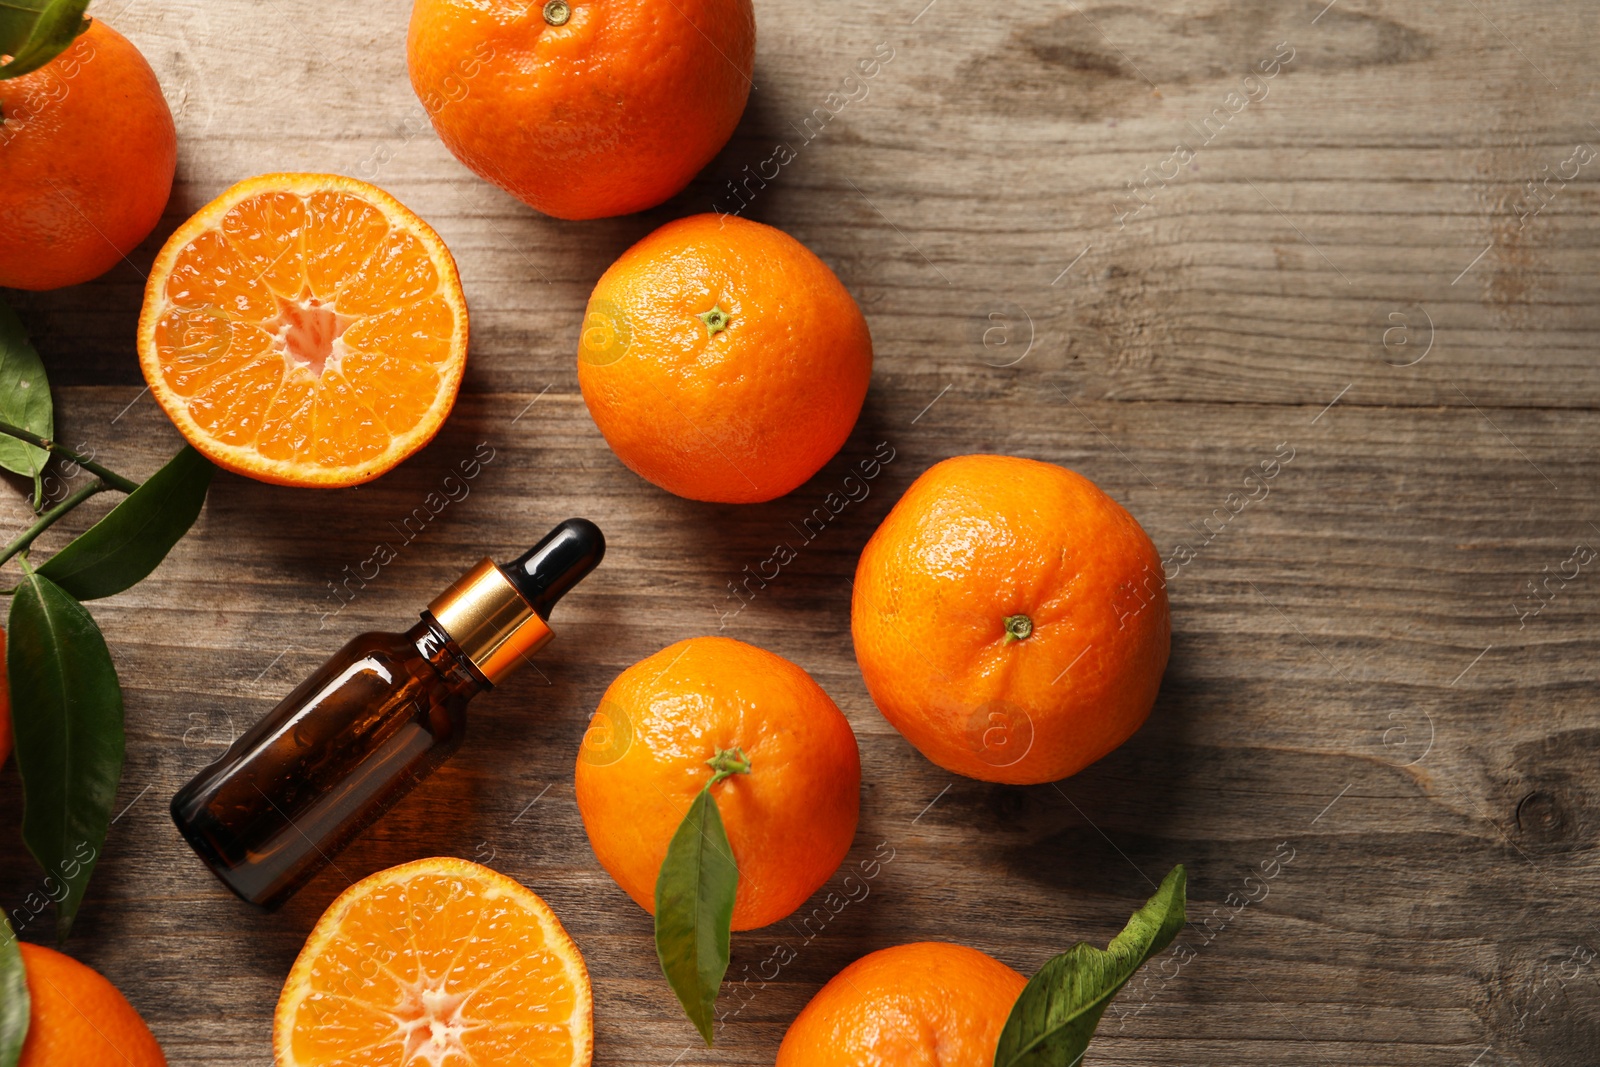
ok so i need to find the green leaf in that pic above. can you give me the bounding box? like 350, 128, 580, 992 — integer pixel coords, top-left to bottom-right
0, 297, 53, 503
38, 445, 212, 600
0, 910, 27, 1067
8, 567, 124, 942
994, 864, 1188, 1067
0, 0, 90, 81
654, 784, 740, 1046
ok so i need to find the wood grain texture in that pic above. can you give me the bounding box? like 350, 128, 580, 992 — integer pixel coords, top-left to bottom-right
5, 0, 1600, 1064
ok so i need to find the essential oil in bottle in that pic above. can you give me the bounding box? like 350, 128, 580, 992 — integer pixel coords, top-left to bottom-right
170, 518, 605, 909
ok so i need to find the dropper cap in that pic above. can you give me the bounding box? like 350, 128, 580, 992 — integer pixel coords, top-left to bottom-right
426, 519, 606, 685
500, 518, 606, 619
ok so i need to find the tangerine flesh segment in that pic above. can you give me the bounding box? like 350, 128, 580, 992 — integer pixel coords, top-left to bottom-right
278, 860, 591, 1067
342, 294, 458, 364
340, 350, 441, 434
154, 308, 232, 363
164, 350, 255, 400
304, 190, 390, 301
187, 356, 286, 445
164, 227, 279, 324
255, 375, 317, 463
293, 999, 400, 1065
462, 1024, 580, 1065
312, 369, 390, 467
219, 191, 308, 299
400, 871, 495, 984
154, 311, 275, 397
337, 230, 441, 317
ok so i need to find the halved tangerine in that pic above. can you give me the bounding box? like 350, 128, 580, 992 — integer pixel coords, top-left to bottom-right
137, 173, 469, 487
274, 857, 593, 1067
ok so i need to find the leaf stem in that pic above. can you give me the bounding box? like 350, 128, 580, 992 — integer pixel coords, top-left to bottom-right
0, 421, 139, 494
705, 747, 752, 786
0, 479, 109, 570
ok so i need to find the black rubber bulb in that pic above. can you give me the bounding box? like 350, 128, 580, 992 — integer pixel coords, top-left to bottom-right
501, 518, 606, 619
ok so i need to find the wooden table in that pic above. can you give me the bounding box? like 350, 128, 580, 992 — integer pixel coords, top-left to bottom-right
4, 0, 1598, 1063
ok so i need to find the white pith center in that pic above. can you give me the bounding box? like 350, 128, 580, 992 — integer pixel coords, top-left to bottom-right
271, 291, 352, 378
395, 979, 478, 1066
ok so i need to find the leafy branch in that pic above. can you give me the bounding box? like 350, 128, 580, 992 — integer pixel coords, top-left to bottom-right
0, 419, 140, 493
0, 295, 214, 942
0, 476, 109, 567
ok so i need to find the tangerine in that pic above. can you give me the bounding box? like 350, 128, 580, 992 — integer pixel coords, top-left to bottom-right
775, 942, 1026, 1066
16, 942, 165, 1067
577, 215, 872, 503
407, 0, 755, 220
137, 173, 469, 488
852, 454, 1170, 784
574, 636, 860, 930
0, 18, 176, 290
273, 857, 592, 1067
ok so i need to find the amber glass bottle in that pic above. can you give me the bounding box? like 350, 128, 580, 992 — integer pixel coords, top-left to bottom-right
170, 518, 604, 909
